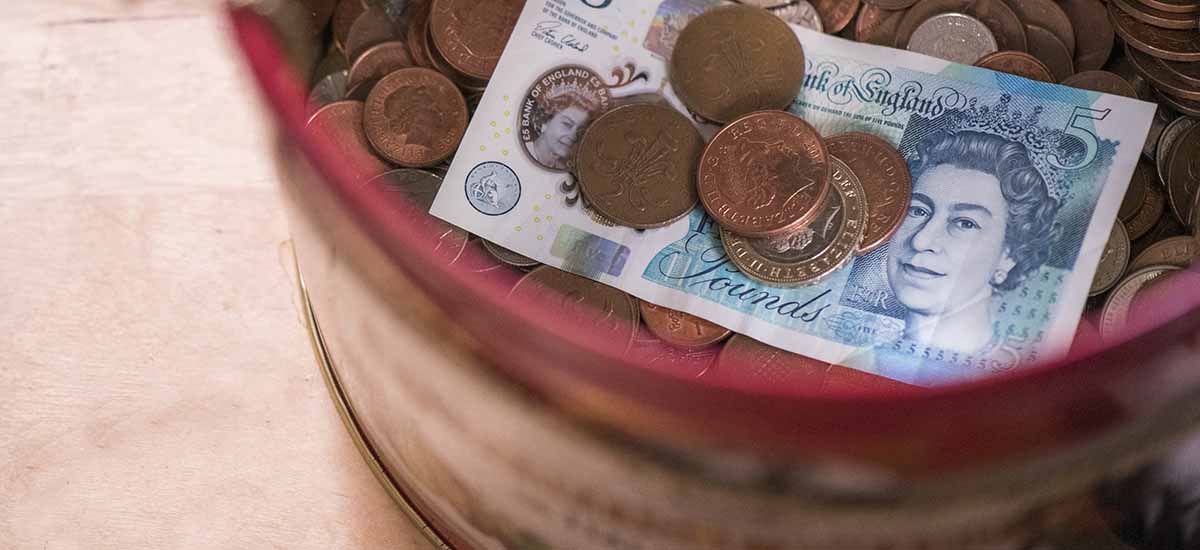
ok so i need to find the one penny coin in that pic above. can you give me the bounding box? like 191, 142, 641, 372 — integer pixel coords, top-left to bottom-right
826, 132, 912, 253
639, 302, 732, 349
1110, 1, 1200, 62
705, 334, 832, 393
347, 41, 414, 90
509, 266, 640, 350
974, 51, 1055, 82
367, 169, 469, 264
1007, 0, 1077, 57
812, 0, 861, 34
698, 111, 831, 238
722, 156, 867, 286
1060, 0, 1115, 72
895, 0, 1027, 52
306, 100, 392, 183
1060, 70, 1138, 97
1126, 183, 1166, 240
908, 13, 998, 64
671, 5, 806, 123
429, 0, 525, 81
1099, 265, 1181, 339
426, 23, 488, 92
576, 103, 704, 229
1089, 219, 1131, 296
332, 0, 367, 51
364, 67, 468, 167
1119, 160, 1152, 223
1128, 235, 1200, 272
1166, 123, 1200, 224
1024, 25, 1074, 82
344, 6, 404, 63
405, 0, 433, 68
1112, 0, 1200, 30
854, 5, 909, 46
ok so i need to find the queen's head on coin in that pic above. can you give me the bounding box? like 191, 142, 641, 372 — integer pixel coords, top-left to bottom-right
885, 130, 1060, 354
520, 66, 613, 172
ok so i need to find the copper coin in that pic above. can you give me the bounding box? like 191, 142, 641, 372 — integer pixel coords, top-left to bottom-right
704, 334, 832, 393
1023, 25, 1073, 82
425, 23, 488, 92
625, 331, 721, 380
1112, 0, 1200, 29
1089, 219, 1131, 296
863, 0, 921, 12
895, 0, 1027, 52
1008, 0, 1077, 56
1060, 70, 1138, 97
1158, 89, 1200, 118
364, 67, 467, 167
908, 13, 999, 64
1060, 0, 1115, 71
429, 0, 524, 81
482, 240, 539, 268
306, 100, 392, 183
1125, 45, 1200, 101
722, 156, 867, 286
974, 51, 1056, 82
1128, 235, 1200, 271
1127, 182, 1166, 240
406, 0, 434, 68
509, 266, 640, 350
344, 6, 404, 63
347, 41, 414, 89
575, 103, 704, 229
639, 302, 732, 348
367, 169, 469, 264
812, 0, 861, 33
854, 5, 909, 46
1133, 0, 1200, 14
1118, 160, 1153, 222
333, 0, 367, 51
1158, 117, 1199, 187
671, 5, 806, 123
826, 132, 912, 253
1099, 265, 1181, 339
1110, 1, 1200, 62
1166, 123, 1200, 224
518, 65, 615, 173
698, 111, 831, 238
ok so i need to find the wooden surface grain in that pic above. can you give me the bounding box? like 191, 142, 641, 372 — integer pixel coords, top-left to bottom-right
0, 2, 436, 548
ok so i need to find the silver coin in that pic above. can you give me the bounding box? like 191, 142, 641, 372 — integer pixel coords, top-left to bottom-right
769, 1, 824, 32
907, 13, 998, 65
1142, 91, 1177, 160
307, 70, 349, 116
1156, 117, 1198, 187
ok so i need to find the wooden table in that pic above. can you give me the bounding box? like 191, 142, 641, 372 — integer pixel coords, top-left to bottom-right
0, 2, 435, 548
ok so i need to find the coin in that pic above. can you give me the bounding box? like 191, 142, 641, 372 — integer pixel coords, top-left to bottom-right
482, 240, 540, 268
509, 266, 640, 350
364, 67, 467, 167
770, 1, 825, 32
344, 6, 404, 63
826, 132, 912, 253
907, 13, 999, 64
1007, 0, 1076, 57
311, 44, 350, 87
1166, 122, 1200, 224
1120, 160, 1153, 222
306, 100, 392, 182
625, 331, 721, 379
1157, 89, 1200, 118
1110, 1, 1200, 62
405, 0, 433, 68
1128, 235, 1200, 271
639, 302, 733, 348
895, 0, 1027, 52
1089, 219, 1131, 296
1060, 0, 1115, 71
347, 41, 414, 89
812, 0, 861, 34
429, 0, 524, 81
1112, 0, 1200, 29
671, 5, 806, 123
367, 168, 469, 263
1060, 70, 1138, 97
1133, 0, 1200, 13
1159, 119, 1199, 188
705, 334, 832, 393
1127, 182, 1167, 240
1131, 207, 1187, 257
1125, 46, 1200, 102
456, 238, 508, 274
426, 23, 488, 92
698, 111, 831, 238
1024, 25, 1074, 82
575, 103, 704, 229
854, 4, 909, 46
1098, 265, 1181, 339
863, 0, 921, 12
722, 156, 867, 286
308, 70, 350, 114
333, 0, 368, 51
974, 51, 1056, 82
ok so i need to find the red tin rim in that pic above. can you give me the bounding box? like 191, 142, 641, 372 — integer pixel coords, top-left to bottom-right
228, 4, 1200, 474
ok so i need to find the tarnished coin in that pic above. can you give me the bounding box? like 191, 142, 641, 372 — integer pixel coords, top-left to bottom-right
1007, 0, 1076, 56
907, 13, 999, 64
1060, 0, 1115, 71
306, 100, 392, 182
1159, 118, 1199, 187
1133, 0, 1200, 13
826, 132, 912, 253
1110, 1, 1200, 62
364, 67, 467, 167
509, 266, 640, 350
1023, 24, 1074, 82
812, 0, 861, 34
1166, 123, 1200, 224
1112, 0, 1200, 29
1127, 182, 1167, 240
704, 334, 832, 392
333, 0, 368, 51
770, 1, 825, 32
1128, 235, 1200, 271
1125, 46, 1200, 102
1099, 265, 1181, 339
1089, 219, 1131, 296
367, 168, 469, 263
854, 4, 909, 46
671, 5, 806, 123
344, 6, 404, 63
575, 103, 704, 229
347, 41, 414, 89
974, 51, 1056, 82
308, 70, 350, 114
429, 0, 524, 81
895, 0, 1027, 52
722, 156, 867, 286
1120, 160, 1153, 222
639, 302, 732, 348
1158, 90, 1200, 118
482, 240, 539, 268
403, 0, 433, 68
698, 111, 831, 238
1060, 70, 1138, 97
